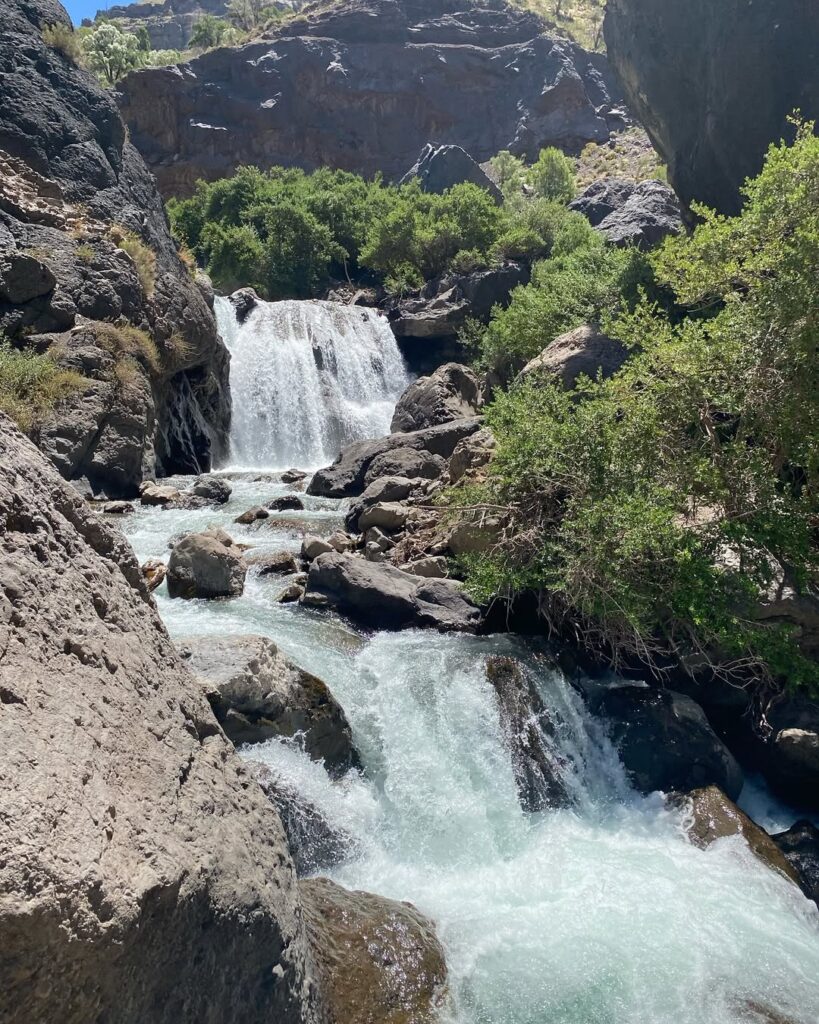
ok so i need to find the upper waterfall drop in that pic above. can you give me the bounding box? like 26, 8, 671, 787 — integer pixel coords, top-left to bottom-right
215, 296, 412, 470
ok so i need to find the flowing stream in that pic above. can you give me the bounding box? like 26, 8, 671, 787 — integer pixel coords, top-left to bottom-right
120, 300, 819, 1024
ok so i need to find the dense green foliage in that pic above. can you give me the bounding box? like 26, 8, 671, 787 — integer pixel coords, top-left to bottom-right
452, 125, 819, 692
189, 15, 234, 49
0, 343, 85, 434
169, 165, 585, 300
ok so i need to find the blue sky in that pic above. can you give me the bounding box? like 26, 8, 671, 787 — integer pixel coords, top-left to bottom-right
64, 0, 109, 25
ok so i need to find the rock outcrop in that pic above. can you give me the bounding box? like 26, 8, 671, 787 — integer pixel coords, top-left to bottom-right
518, 324, 629, 390
117, 0, 625, 197
773, 821, 819, 908
401, 143, 502, 202
0, 417, 317, 1024
87, 0, 232, 51
178, 633, 361, 776
390, 362, 483, 433
604, 0, 819, 215
569, 177, 683, 248
0, 0, 230, 495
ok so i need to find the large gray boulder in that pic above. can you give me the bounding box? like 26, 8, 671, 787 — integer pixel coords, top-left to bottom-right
178, 634, 360, 777
0, 417, 317, 1024
577, 681, 744, 799
391, 363, 483, 433
166, 528, 247, 599
519, 324, 630, 390
307, 418, 483, 498
569, 177, 684, 249
401, 143, 502, 202
303, 552, 481, 633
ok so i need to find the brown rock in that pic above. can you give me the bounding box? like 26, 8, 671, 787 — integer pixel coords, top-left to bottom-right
141, 557, 167, 592
518, 324, 629, 391
140, 483, 181, 506
246, 549, 299, 576
166, 528, 247, 598
235, 505, 270, 524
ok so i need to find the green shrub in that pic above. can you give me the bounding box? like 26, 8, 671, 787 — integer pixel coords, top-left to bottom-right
528, 146, 577, 203
189, 15, 234, 49
488, 150, 528, 200
450, 249, 489, 275
0, 343, 85, 434
42, 22, 83, 64
452, 123, 819, 693
82, 22, 143, 86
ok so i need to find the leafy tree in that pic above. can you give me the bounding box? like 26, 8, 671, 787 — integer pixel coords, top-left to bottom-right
189, 15, 232, 50
528, 146, 577, 202
82, 23, 143, 85
488, 150, 528, 199
135, 26, 151, 52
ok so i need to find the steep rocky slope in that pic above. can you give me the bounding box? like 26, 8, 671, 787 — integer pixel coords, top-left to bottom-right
0, 417, 317, 1024
117, 0, 626, 196
86, 0, 234, 51
0, 0, 230, 494
604, 0, 819, 214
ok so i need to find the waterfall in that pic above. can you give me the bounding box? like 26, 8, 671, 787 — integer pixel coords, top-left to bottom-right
215, 296, 411, 470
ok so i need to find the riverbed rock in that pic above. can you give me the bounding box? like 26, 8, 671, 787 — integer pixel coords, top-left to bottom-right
166, 528, 247, 599
101, 500, 134, 514
300, 877, 448, 1024
178, 634, 360, 777
673, 786, 801, 887
308, 418, 483, 498
282, 468, 308, 484
604, 0, 819, 216
278, 582, 306, 603
141, 557, 167, 592
357, 503, 409, 534
401, 556, 449, 579
391, 363, 483, 433
364, 448, 447, 487
345, 476, 417, 533
246, 550, 300, 576
229, 286, 259, 323
577, 682, 744, 799
569, 177, 684, 249
401, 143, 502, 201
772, 821, 819, 908
519, 324, 629, 391
252, 764, 356, 876
270, 495, 306, 512
763, 694, 819, 810
118, 0, 622, 197
486, 656, 572, 810
0, 417, 316, 1024
302, 535, 335, 561
235, 505, 270, 524
192, 474, 232, 504
303, 552, 481, 632
139, 482, 181, 506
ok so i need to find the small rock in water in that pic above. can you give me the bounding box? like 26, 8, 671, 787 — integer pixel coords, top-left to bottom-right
302, 535, 334, 561
268, 495, 305, 511
102, 500, 134, 515
277, 582, 304, 603
167, 529, 247, 599
234, 505, 270, 524
141, 558, 167, 592
192, 475, 232, 504
140, 483, 181, 507
246, 550, 299, 576
281, 468, 308, 484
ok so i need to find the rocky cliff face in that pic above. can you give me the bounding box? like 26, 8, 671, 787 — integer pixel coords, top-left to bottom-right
604, 0, 819, 214
87, 0, 233, 51
0, 417, 318, 1024
117, 0, 625, 197
0, 0, 230, 495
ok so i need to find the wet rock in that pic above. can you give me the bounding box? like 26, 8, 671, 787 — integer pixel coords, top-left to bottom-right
235, 505, 270, 524
672, 786, 801, 886
448, 427, 496, 484
277, 582, 305, 603
391, 362, 483, 433
228, 287, 259, 323
578, 683, 744, 799
246, 550, 299, 576
269, 495, 306, 512
192, 474, 232, 504
302, 535, 335, 561
772, 821, 819, 908
569, 177, 684, 249
401, 143, 502, 202
102, 500, 134, 514
519, 324, 629, 391
303, 552, 481, 633
357, 503, 409, 533
140, 483, 181, 506
167, 528, 247, 599
252, 764, 356, 876
401, 556, 448, 579
309, 418, 482, 498
178, 634, 360, 777
300, 877, 448, 1024
281, 468, 308, 484
141, 557, 167, 592
0, 417, 315, 1024
486, 656, 572, 811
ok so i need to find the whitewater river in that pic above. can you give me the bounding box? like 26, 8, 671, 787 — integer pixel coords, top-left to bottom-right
120, 299, 819, 1024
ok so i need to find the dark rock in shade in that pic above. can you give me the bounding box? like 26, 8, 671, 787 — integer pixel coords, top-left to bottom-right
245, 549, 300, 576
299, 877, 448, 1024
486, 657, 572, 811
166, 528, 247, 599
178, 634, 360, 777
577, 681, 744, 799
281, 468, 309, 484
303, 552, 481, 633
401, 143, 503, 202
604, 0, 819, 216
772, 820, 819, 908
569, 177, 684, 249
269, 496, 306, 512
228, 286, 259, 323
0, 417, 317, 1024
0, 0, 230, 494
191, 474, 232, 504
308, 418, 483, 498
671, 786, 801, 887
763, 694, 819, 810
252, 764, 357, 876
391, 363, 483, 433
117, 0, 623, 197
518, 324, 629, 390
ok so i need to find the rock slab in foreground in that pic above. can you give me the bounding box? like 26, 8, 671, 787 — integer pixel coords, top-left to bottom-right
300, 877, 448, 1024
0, 417, 316, 1024
179, 634, 361, 777
304, 552, 481, 632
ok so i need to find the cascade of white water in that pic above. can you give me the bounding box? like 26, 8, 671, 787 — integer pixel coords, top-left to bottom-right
215, 296, 411, 470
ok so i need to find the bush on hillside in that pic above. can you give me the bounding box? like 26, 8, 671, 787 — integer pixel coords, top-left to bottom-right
42, 22, 83, 64
0, 343, 86, 434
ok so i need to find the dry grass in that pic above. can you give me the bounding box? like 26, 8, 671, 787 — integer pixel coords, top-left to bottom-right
110, 227, 157, 297
0, 342, 86, 434
42, 22, 84, 64
162, 331, 194, 369
512, 0, 606, 50
92, 322, 162, 378
576, 128, 667, 190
